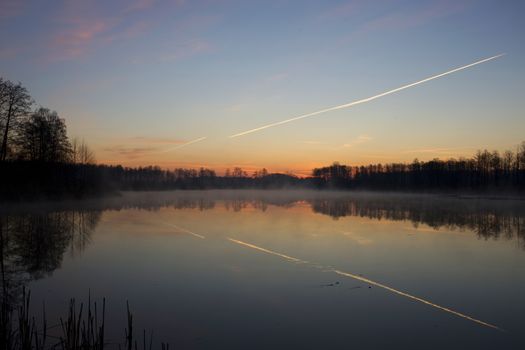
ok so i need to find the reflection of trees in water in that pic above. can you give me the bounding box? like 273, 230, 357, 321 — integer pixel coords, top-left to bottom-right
174, 198, 215, 211
109, 194, 524, 247
309, 197, 525, 248
2, 194, 523, 303
0, 210, 101, 303
224, 199, 268, 212
111, 197, 216, 212
223, 198, 301, 212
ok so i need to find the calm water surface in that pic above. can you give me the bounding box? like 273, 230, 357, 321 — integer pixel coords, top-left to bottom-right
2, 191, 525, 349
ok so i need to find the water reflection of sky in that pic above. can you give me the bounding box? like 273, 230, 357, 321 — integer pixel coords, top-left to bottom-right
2, 191, 525, 349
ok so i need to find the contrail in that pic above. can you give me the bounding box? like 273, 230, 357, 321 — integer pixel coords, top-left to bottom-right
229, 54, 505, 138
227, 237, 503, 331
331, 269, 502, 331
123, 136, 207, 159
228, 238, 306, 263
161, 222, 205, 239
162, 136, 207, 152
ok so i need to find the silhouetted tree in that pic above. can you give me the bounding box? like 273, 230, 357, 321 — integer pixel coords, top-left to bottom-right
312, 162, 352, 188
253, 168, 268, 178
0, 79, 32, 160
71, 137, 96, 164
15, 107, 72, 162
232, 167, 247, 178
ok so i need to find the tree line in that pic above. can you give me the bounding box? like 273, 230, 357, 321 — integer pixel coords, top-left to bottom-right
312, 145, 525, 191
3, 145, 522, 200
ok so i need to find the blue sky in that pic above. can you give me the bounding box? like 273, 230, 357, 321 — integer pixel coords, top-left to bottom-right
1, 0, 524, 174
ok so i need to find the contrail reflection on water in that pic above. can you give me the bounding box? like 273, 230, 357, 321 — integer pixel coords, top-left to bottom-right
227, 237, 503, 331
161, 222, 206, 239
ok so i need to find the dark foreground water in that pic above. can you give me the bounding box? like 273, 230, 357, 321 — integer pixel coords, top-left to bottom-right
1, 191, 525, 349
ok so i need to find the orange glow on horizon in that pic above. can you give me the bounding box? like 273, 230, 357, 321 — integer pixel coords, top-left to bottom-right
95, 150, 487, 178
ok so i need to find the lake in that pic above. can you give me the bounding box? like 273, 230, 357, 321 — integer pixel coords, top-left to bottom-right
1, 190, 525, 349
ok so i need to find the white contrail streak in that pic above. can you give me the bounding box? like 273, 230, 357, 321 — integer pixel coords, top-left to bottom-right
228, 238, 306, 263
163, 136, 207, 152
227, 237, 503, 331
161, 222, 205, 239
331, 269, 502, 331
229, 54, 505, 138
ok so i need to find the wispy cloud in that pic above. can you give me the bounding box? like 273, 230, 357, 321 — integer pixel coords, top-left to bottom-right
101, 136, 207, 159
301, 140, 324, 145
6, 1, 213, 64
162, 137, 207, 152
402, 147, 475, 154
47, 0, 167, 61
52, 19, 116, 60
104, 20, 153, 44
103, 146, 159, 159
343, 134, 373, 148
126, 136, 188, 145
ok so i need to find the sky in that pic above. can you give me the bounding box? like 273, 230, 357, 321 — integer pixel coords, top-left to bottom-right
1, 0, 524, 176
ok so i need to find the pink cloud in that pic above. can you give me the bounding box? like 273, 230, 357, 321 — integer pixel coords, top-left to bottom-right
49, 18, 153, 61
103, 146, 160, 159
103, 20, 153, 44
47, 0, 154, 61
54, 21, 111, 45
39, 1, 215, 63
51, 19, 116, 60
45, 0, 200, 62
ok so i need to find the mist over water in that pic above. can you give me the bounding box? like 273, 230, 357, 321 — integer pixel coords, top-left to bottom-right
1, 190, 525, 349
